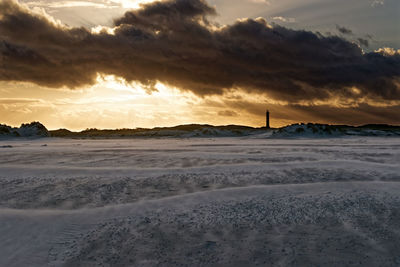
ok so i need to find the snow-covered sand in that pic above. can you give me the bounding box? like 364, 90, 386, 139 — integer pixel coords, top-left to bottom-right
0, 137, 399, 266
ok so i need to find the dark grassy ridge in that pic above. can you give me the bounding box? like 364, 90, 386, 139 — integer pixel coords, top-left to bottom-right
49, 124, 264, 138
1, 122, 399, 138
49, 123, 400, 138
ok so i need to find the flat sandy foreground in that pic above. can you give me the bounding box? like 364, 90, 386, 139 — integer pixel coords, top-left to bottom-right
0, 137, 400, 266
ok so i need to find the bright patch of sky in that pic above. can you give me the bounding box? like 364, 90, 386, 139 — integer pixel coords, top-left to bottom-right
0, 77, 275, 130
23, 0, 154, 8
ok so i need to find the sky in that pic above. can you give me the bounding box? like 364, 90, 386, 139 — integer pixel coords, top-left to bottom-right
0, 0, 399, 130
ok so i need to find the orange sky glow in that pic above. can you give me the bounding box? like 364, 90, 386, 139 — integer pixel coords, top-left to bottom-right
0, 0, 399, 129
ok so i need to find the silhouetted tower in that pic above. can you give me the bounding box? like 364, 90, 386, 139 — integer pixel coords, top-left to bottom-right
266, 110, 270, 129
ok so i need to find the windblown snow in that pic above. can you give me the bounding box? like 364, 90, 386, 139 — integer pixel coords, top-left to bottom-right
0, 136, 399, 266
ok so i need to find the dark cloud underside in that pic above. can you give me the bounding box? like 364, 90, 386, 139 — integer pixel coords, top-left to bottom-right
227, 101, 400, 126
0, 0, 399, 106
336, 24, 353, 35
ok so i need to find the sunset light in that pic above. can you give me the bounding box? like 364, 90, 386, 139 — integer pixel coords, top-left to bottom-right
1, 1, 399, 265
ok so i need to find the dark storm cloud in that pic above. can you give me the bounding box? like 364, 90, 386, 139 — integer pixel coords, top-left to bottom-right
0, 0, 400, 103
114, 0, 216, 27
335, 25, 353, 35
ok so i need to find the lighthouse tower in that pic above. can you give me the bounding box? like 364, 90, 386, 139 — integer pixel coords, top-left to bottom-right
266, 110, 270, 129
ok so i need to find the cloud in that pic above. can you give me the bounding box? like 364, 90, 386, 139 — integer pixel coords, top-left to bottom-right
357, 38, 369, 47
217, 110, 238, 117
371, 0, 384, 7
336, 24, 352, 35
219, 99, 400, 126
375, 47, 400, 56
0, 97, 44, 104
21, 0, 157, 9
0, 0, 399, 106
249, 0, 270, 4
113, 0, 158, 9
282, 103, 400, 126
272, 16, 295, 23
23, 1, 117, 8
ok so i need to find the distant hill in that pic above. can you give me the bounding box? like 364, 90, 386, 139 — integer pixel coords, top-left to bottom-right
1, 122, 399, 139
49, 123, 400, 138
0, 122, 50, 138
50, 124, 265, 138
272, 123, 400, 138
